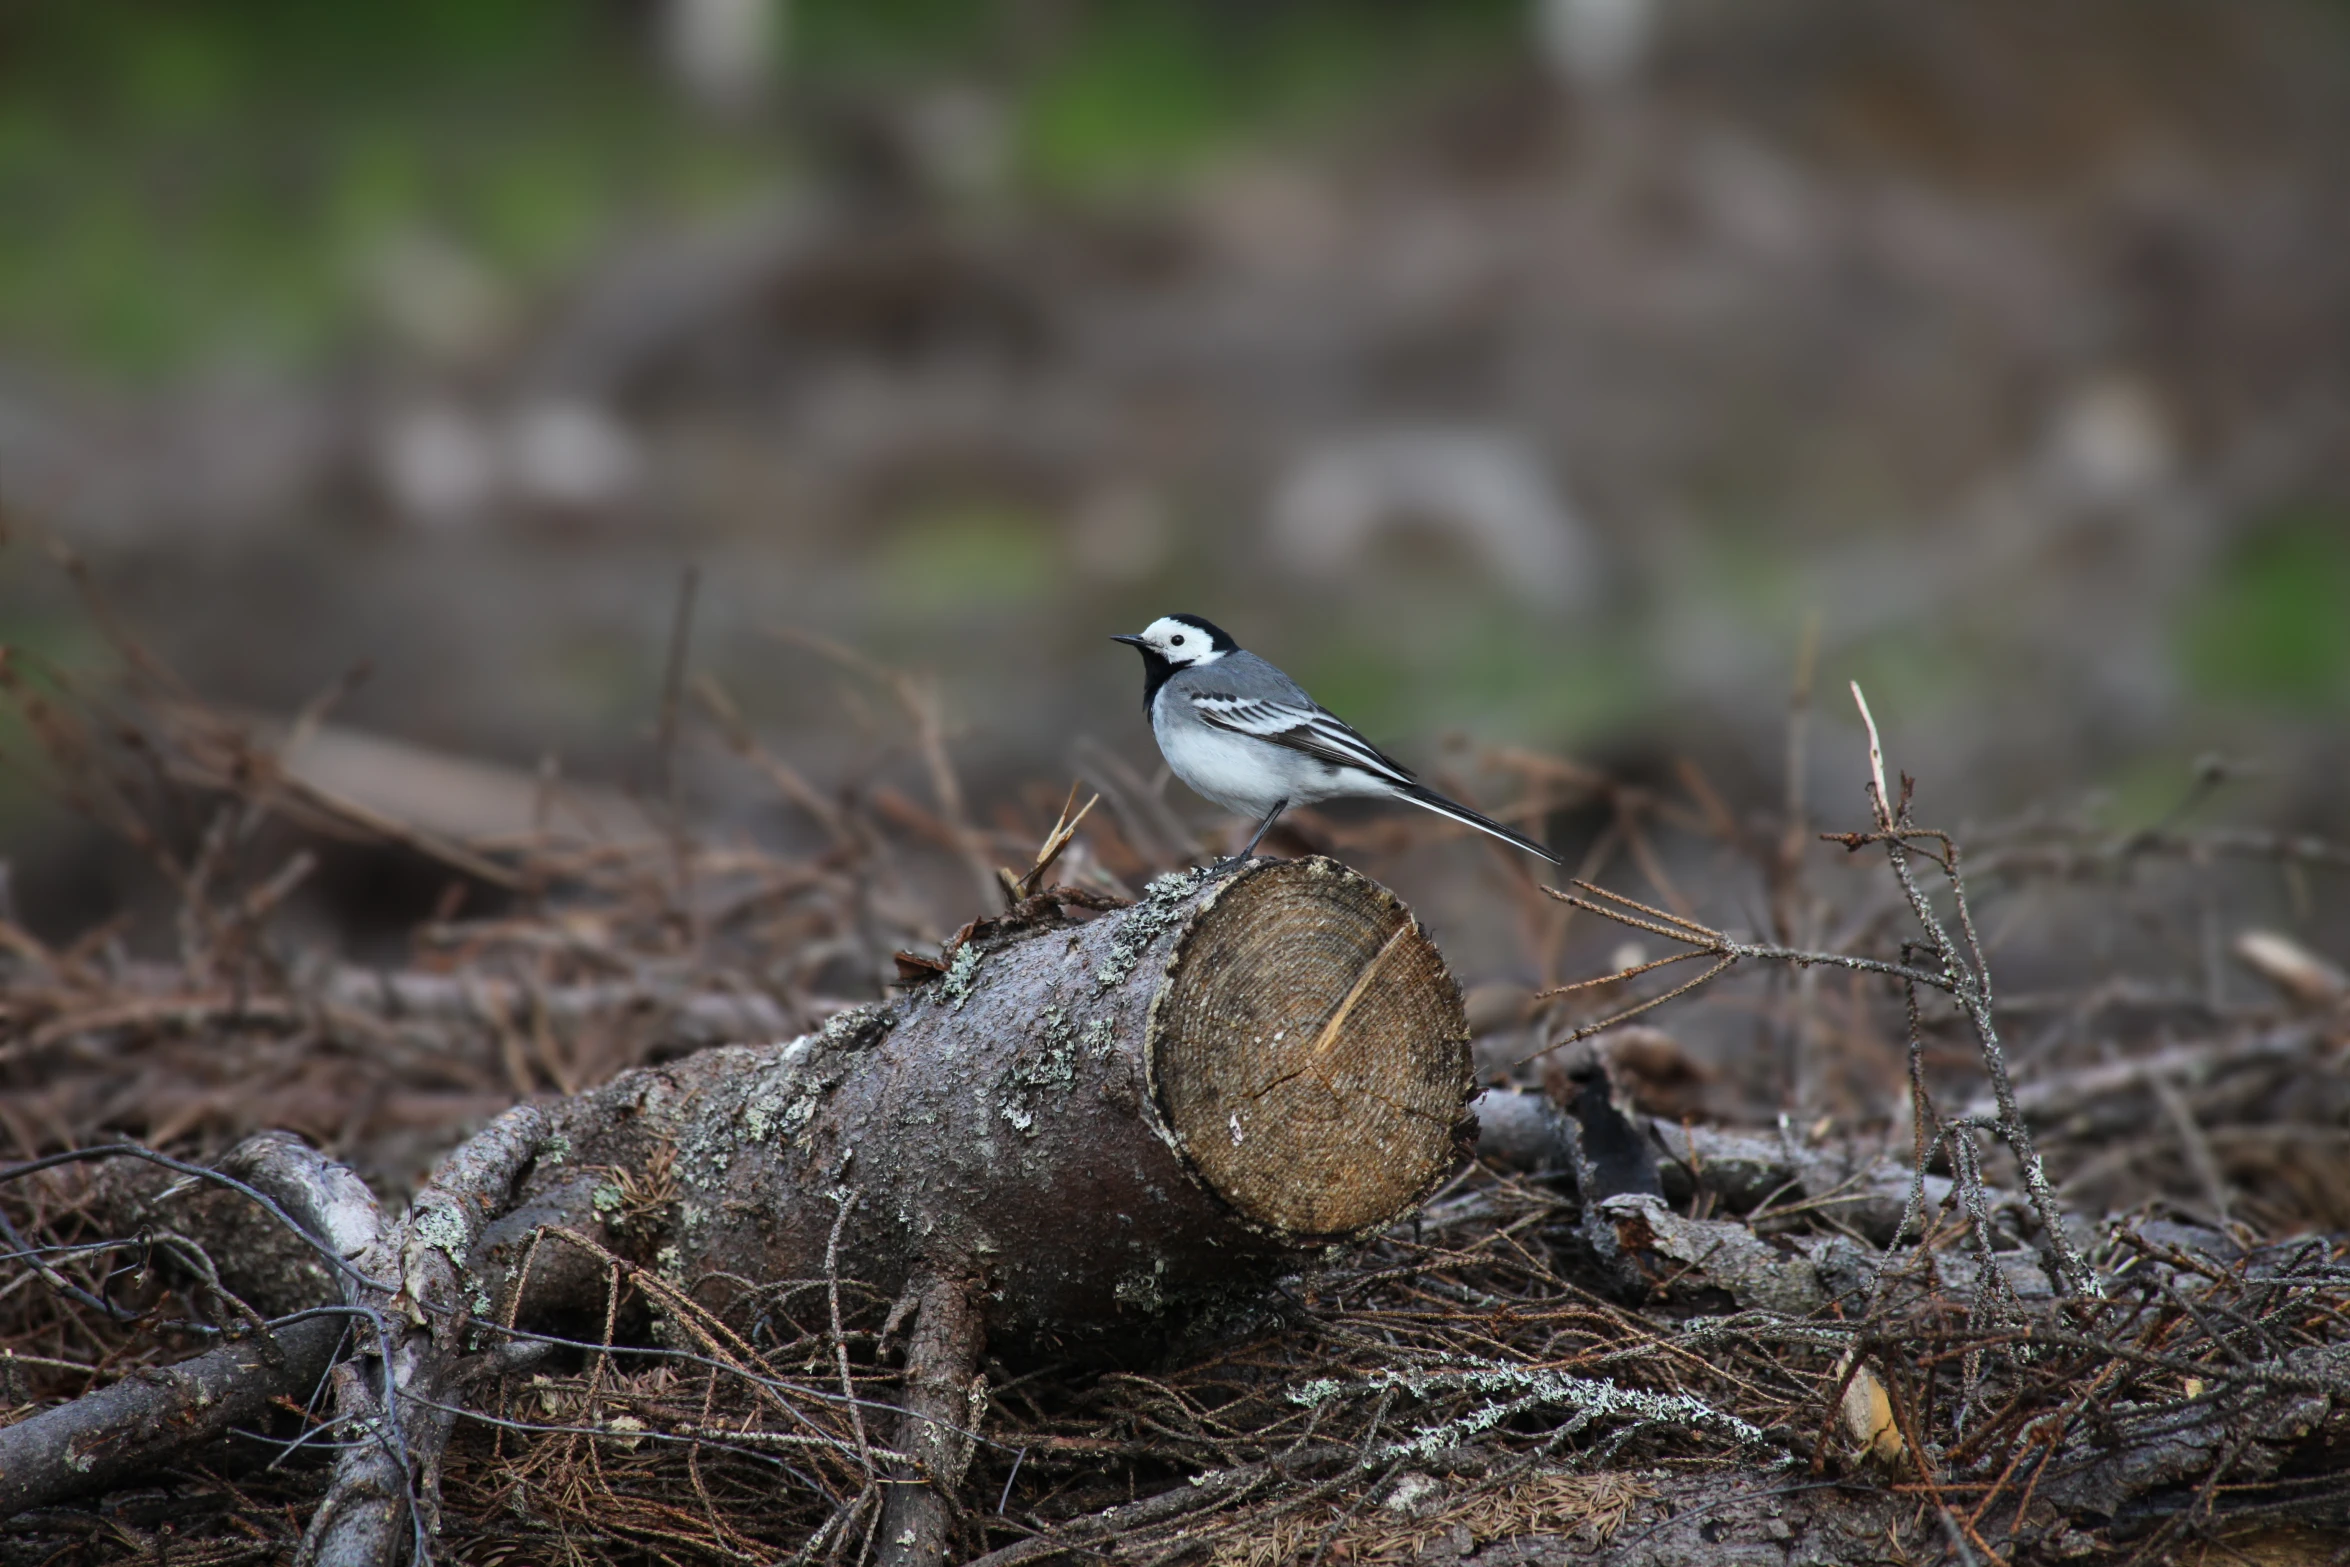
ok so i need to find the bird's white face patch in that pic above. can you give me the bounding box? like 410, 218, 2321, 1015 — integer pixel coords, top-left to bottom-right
1136, 616, 1228, 668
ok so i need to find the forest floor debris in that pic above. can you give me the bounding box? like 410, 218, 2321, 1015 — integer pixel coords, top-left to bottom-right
2, 626, 2348, 1565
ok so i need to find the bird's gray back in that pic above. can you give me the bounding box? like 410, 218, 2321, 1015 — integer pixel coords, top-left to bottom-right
1169, 650, 1311, 706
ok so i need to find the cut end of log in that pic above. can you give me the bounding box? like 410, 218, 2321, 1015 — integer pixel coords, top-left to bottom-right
1148, 857, 1471, 1240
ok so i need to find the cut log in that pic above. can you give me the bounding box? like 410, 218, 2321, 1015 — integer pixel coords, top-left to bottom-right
479, 855, 1475, 1344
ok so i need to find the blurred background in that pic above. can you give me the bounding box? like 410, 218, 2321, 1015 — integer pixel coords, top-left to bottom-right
2, 0, 2347, 975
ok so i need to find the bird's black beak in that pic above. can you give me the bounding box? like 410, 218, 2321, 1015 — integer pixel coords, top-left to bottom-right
1110, 633, 1147, 647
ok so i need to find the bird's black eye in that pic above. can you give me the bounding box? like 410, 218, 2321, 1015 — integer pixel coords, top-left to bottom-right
1170, 634, 1186, 646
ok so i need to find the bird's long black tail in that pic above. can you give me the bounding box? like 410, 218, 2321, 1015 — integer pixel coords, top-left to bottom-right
1393, 783, 1560, 864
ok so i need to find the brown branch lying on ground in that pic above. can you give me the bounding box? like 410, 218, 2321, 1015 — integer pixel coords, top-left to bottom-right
4, 965, 795, 1063
1516, 684, 2098, 1307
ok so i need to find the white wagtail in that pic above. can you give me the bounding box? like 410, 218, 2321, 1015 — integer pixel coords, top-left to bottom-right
1113, 614, 1560, 864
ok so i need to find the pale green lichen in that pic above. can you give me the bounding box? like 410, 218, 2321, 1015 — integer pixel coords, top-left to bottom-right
1083, 1017, 1117, 1058
673, 1006, 899, 1189
942, 943, 985, 1008
1094, 866, 1215, 989
542, 1132, 571, 1165
411, 1199, 473, 1260
1024, 1010, 1079, 1088
998, 1003, 1082, 1135
820, 1001, 894, 1050
592, 1183, 625, 1217
1289, 1363, 1766, 1458
744, 1083, 818, 1143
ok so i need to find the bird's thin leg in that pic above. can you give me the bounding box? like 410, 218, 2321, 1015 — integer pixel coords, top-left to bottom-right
1240, 801, 1287, 859
1201, 802, 1290, 874
1209, 800, 1288, 872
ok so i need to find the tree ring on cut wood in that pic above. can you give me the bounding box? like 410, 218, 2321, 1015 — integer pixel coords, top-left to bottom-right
1147, 857, 1470, 1240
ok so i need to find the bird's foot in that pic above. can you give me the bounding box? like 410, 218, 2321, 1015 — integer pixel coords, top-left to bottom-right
1203, 852, 1259, 876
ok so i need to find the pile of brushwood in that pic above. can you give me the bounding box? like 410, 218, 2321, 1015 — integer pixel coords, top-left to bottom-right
3, 626, 2349, 1567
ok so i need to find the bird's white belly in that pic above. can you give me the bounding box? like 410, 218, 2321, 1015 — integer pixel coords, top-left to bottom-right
1153, 706, 1344, 816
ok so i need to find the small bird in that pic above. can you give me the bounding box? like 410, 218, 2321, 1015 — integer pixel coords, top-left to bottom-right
1112, 614, 1559, 864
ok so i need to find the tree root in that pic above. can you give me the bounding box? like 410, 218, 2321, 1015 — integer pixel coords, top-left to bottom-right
299, 1103, 547, 1567
0, 1131, 387, 1518
877, 1273, 986, 1567
0, 1312, 349, 1519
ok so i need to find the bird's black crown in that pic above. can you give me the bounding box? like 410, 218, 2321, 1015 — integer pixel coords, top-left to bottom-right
1166, 614, 1238, 653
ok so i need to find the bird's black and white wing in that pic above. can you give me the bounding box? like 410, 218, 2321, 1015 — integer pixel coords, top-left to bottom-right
1175, 683, 1560, 863
1178, 690, 1419, 787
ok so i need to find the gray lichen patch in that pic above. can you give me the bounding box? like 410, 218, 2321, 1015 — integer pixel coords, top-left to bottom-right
674, 1002, 900, 1190
819, 1000, 895, 1051
409, 1197, 474, 1261
742, 1070, 822, 1145
1024, 1007, 1080, 1088
942, 944, 985, 1008
997, 1003, 1085, 1137
1094, 866, 1215, 990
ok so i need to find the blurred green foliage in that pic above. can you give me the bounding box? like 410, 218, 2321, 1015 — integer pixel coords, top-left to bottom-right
1011, 4, 1512, 191
2182, 514, 2350, 711
879, 506, 1058, 619
0, 0, 1514, 380
796, 0, 1515, 190
0, 0, 759, 375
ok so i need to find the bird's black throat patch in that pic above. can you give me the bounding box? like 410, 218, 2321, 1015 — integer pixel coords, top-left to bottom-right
1132, 645, 1176, 715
